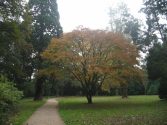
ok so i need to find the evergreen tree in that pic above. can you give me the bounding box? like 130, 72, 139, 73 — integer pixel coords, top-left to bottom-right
142, 0, 167, 99
29, 0, 62, 100
147, 43, 167, 99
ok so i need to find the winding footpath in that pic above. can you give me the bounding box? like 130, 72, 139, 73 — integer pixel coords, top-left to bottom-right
24, 99, 64, 125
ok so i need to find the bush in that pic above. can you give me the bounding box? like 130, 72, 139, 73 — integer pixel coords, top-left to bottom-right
0, 76, 23, 125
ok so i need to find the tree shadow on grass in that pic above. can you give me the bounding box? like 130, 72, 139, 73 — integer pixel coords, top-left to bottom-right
60, 97, 166, 111
59, 97, 167, 125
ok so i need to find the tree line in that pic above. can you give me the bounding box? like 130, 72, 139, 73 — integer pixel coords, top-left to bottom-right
0, 0, 166, 106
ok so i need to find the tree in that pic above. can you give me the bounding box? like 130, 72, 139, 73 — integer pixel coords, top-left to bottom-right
142, 0, 167, 44
108, 3, 145, 97
29, 0, 63, 100
140, 0, 167, 50
0, 0, 25, 21
104, 64, 144, 98
42, 28, 139, 103
142, 0, 167, 99
147, 43, 167, 99
0, 1, 34, 89
109, 2, 142, 46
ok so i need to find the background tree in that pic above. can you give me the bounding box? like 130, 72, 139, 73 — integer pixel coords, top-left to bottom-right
103, 64, 144, 98
0, 0, 25, 21
42, 28, 139, 103
108, 3, 146, 97
142, 0, 167, 44
28, 0, 63, 100
109, 2, 142, 46
147, 43, 167, 99
142, 0, 167, 99
0, 0, 33, 89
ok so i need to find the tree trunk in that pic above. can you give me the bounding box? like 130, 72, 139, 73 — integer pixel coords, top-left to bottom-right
86, 94, 92, 104
121, 85, 128, 99
34, 76, 45, 100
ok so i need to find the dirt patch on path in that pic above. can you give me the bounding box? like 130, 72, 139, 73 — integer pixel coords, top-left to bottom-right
24, 99, 64, 125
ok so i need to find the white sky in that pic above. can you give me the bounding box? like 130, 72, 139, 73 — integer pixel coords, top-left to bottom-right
57, 0, 144, 33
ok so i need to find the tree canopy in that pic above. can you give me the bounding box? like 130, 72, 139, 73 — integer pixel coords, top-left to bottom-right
0, 0, 33, 89
147, 43, 167, 99
142, 0, 167, 44
29, 0, 63, 100
29, 0, 63, 53
42, 27, 140, 103
142, 0, 167, 99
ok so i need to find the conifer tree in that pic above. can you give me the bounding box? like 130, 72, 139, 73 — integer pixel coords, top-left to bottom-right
29, 0, 62, 100
142, 0, 167, 99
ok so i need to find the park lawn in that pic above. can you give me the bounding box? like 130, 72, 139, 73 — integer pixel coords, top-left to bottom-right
58, 96, 167, 125
12, 98, 46, 125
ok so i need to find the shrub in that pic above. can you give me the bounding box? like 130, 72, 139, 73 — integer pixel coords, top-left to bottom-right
0, 76, 23, 125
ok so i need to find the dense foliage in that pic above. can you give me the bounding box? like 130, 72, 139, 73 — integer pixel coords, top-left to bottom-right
0, 1, 166, 124
29, 0, 63, 100
142, 0, 167, 99
0, 76, 23, 125
0, 1, 166, 125
42, 28, 141, 103
0, 0, 33, 89
147, 43, 167, 99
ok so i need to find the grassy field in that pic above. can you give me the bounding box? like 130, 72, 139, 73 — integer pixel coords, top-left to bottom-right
58, 96, 167, 125
12, 98, 45, 125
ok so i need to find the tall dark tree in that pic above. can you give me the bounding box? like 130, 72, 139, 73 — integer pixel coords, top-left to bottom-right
142, 0, 167, 99
0, 0, 24, 21
29, 0, 62, 100
147, 43, 167, 99
0, 0, 34, 89
141, 0, 167, 44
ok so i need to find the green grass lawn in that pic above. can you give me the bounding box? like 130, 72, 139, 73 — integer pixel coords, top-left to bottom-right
12, 98, 46, 125
58, 96, 167, 125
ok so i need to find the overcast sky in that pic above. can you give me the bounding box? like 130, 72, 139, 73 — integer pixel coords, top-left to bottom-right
57, 0, 144, 32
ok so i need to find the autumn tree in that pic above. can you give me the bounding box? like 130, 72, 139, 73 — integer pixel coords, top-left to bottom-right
29, 0, 63, 100
108, 3, 146, 97
42, 28, 139, 103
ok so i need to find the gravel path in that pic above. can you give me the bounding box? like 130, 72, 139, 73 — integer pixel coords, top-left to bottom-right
24, 99, 64, 125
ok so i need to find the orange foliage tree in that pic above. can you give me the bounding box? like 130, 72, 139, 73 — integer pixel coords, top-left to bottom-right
42, 27, 140, 103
